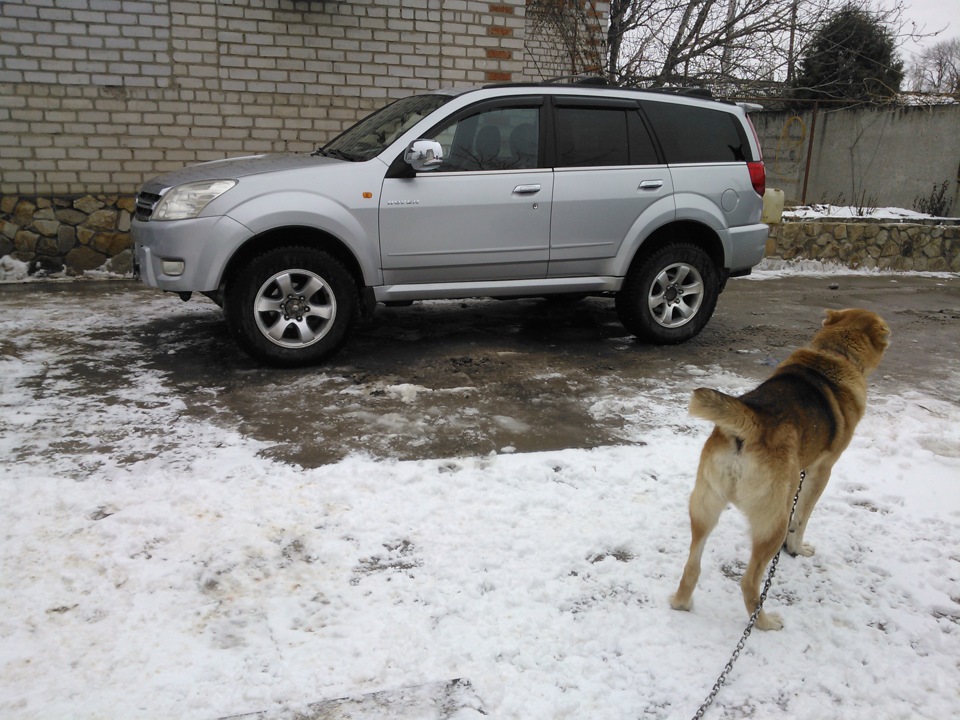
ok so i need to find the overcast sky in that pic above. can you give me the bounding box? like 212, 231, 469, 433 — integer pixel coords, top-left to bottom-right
900, 0, 957, 59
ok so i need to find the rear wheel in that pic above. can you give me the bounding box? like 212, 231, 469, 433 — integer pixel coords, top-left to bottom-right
225, 246, 358, 366
616, 243, 719, 344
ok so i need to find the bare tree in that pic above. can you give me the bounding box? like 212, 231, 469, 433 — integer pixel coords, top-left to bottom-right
603, 0, 933, 94
907, 37, 960, 93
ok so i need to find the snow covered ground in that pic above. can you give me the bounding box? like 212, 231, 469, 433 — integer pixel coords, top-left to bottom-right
782, 205, 941, 221
1, 262, 959, 720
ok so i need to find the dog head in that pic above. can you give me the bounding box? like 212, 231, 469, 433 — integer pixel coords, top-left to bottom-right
818, 308, 891, 374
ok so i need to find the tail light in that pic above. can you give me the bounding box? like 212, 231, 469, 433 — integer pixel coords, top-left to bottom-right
748, 161, 765, 197
744, 113, 765, 196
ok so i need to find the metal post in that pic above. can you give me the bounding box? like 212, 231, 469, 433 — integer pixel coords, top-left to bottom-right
801, 100, 819, 205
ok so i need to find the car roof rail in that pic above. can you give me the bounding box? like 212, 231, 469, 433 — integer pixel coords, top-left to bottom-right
542, 74, 611, 86
480, 77, 722, 103
652, 86, 714, 98
545, 76, 715, 98
482, 74, 610, 90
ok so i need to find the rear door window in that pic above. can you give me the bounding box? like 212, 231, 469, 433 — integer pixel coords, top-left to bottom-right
640, 101, 751, 163
554, 103, 659, 167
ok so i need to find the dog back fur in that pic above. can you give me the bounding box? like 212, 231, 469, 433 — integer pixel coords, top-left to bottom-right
689, 308, 889, 467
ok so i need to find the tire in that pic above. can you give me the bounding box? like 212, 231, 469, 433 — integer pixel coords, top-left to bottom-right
616, 243, 719, 344
224, 246, 358, 367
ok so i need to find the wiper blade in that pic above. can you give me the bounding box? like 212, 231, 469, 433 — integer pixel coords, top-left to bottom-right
311, 146, 354, 161
325, 149, 355, 161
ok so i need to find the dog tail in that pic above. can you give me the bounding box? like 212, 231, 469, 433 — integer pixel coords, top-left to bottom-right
689, 388, 761, 441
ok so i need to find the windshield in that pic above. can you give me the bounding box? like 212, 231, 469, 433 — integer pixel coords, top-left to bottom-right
321, 94, 453, 162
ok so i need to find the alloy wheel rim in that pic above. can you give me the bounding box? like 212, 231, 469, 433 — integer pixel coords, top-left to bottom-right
254, 268, 336, 348
647, 262, 704, 329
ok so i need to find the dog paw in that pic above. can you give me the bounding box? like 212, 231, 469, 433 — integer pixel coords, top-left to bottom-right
786, 541, 815, 557
756, 611, 784, 631
669, 594, 692, 612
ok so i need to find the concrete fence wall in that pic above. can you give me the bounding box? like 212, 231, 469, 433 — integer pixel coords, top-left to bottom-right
752, 105, 960, 213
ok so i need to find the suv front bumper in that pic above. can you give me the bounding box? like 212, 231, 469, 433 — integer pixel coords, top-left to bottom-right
132, 215, 252, 293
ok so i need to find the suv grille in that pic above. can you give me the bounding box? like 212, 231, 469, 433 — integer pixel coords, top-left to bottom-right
135, 191, 163, 221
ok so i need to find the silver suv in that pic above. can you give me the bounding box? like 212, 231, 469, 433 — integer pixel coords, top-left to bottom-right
132, 81, 768, 366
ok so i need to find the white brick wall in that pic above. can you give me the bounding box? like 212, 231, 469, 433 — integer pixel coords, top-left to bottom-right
0, 0, 608, 195
524, 1, 609, 81
0, 0, 172, 88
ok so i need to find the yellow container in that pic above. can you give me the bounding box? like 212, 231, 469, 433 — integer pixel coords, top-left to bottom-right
761, 188, 785, 225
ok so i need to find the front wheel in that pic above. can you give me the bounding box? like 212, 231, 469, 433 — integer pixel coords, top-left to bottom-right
616, 243, 719, 344
225, 247, 358, 366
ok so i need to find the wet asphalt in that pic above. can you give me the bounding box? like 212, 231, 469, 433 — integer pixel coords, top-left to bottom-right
2, 272, 958, 468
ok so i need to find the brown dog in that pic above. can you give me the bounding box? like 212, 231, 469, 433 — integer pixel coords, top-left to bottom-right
670, 308, 890, 630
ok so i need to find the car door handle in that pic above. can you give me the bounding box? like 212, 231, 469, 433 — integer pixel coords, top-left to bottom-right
639, 180, 664, 190
513, 184, 541, 195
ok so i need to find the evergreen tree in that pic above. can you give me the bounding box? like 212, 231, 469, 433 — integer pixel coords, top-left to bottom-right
792, 4, 904, 105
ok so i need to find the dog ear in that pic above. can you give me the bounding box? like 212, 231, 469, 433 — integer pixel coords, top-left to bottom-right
822, 309, 844, 327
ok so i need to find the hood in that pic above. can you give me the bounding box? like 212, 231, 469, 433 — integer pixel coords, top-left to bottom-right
141, 153, 343, 193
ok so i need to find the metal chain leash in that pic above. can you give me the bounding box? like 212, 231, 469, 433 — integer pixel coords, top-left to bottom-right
690, 470, 806, 720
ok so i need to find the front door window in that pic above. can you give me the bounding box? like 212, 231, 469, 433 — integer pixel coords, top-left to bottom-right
433, 106, 540, 172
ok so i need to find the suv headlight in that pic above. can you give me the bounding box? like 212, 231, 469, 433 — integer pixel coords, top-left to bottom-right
153, 179, 237, 221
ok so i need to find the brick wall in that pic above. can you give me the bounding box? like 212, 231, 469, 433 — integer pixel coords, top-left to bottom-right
1, 0, 608, 200
524, 1, 608, 80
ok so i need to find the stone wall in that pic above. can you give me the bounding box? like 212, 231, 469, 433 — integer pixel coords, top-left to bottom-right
6, 196, 958, 278
767, 218, 960, 273
0, 194, 134, 276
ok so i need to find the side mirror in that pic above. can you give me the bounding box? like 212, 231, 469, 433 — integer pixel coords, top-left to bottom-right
404, 140, 443, 172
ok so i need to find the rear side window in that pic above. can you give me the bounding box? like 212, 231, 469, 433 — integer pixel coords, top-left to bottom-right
555, 106, 659, 167
641, 101, 751, 164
